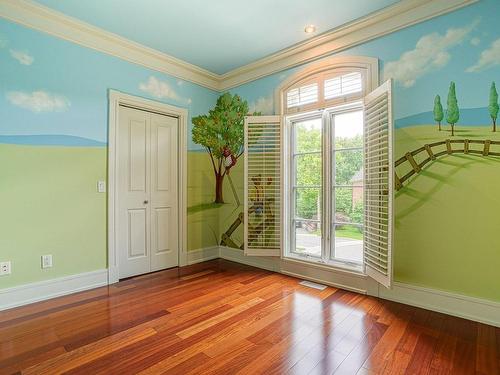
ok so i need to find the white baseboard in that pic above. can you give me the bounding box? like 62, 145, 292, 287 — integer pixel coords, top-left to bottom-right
186, 246, 220, 265
0, 269, 108, 311
378, 282, 500, 328
2, 249, 498, 328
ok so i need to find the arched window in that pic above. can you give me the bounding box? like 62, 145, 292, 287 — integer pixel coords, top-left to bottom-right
245, 55, 394, 287
277, 56, 379, 114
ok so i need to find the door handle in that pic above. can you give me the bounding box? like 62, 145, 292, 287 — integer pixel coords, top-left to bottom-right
143, 200, 149, 204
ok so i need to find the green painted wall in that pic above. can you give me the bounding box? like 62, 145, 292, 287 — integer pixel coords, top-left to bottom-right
394, 126, 500, 301
0, 144, 107, 288
187, 152, 221, 250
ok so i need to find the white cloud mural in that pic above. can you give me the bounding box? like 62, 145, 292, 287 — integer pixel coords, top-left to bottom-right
10, 49, 34, 65
249, 95, 274, 115
470, 37, 481, 46
6, 91, 70, 113
467, 38, 500, 72
384, 19, 479, 87
139, 76, 181, 101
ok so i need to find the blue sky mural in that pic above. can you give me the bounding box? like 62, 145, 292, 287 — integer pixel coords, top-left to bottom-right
0, 19, 218, 149
232, 0, 500, 125
0, 0, 499, 149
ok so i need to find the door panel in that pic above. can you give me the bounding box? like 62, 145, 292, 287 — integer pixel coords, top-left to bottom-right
156, 126, 172, 191
129, 120, 147, 191
154, 207, 171, 254
150, 113, 178, 271
128, 208, 147, 258
118, 106, 151, 278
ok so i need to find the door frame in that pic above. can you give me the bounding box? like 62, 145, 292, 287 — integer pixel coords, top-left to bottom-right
107, 89, 188, 284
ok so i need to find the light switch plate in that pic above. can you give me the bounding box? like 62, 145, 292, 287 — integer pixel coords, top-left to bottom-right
41, 255, 53, 269
97, 180, 106, 193
0, 261, 11, 275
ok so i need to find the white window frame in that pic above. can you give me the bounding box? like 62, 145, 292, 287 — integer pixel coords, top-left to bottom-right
285, 102, 365, 271
278, 56, 379, 273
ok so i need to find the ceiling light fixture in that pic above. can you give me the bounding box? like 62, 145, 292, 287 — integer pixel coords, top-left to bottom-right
304, 25, 316, 34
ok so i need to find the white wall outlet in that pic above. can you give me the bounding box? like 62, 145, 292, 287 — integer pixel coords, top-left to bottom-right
0, 261, 11, 276
41, 255, 53, 269
97, 180, 106, 193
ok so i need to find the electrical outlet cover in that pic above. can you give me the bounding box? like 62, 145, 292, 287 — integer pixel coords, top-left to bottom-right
41, 255, 53, 269
0, 261, 11, 275
97, 180, 106, 193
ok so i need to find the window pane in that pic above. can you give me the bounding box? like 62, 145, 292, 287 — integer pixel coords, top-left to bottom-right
334, 149, 363, 186
333, 110, 363, 148
296, 154, 322, 186
294, 220, 322, 257
333, 187, 363, 225
332, 224, 363, 263
294, 118, 322, 153
295, 188, 321, 220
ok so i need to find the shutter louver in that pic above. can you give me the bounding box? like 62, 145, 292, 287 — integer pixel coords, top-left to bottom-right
363, 80, 393, 288
287, 83, 318, 108
325, 72, 362, 99
244, 116, 282, 257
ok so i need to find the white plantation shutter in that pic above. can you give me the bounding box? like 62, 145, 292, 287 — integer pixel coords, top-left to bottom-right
286, 83, 318, 108
363, 80, 393, 288
244, 116, 282, 256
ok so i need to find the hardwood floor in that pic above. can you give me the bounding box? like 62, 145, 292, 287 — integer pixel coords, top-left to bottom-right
1, 260, 499, 375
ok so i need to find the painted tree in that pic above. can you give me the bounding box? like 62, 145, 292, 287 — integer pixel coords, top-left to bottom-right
446, 82, 459, 136
433, 95, 444, 131
489, 82, 499, 132
192, 93, 252, 203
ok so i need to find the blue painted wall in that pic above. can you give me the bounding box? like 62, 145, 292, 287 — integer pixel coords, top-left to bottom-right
0, 18, 218, 149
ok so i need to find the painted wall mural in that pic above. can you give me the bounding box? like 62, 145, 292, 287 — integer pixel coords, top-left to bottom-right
224, 0, 500, 302
191, 93, 250, 204
395, 80, 499, 191
0, 18, 219, 288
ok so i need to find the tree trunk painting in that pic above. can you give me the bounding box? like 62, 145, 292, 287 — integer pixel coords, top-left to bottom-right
215, 173, 225, 203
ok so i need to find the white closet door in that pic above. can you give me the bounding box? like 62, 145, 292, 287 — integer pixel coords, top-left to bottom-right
118, 106, 151, 278
150, 112, 179, 271
117, 106, 179, 279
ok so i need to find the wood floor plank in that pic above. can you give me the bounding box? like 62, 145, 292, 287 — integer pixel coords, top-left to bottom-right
22, 327, 157, 375
0, 259, 498, 375
476, 323, 500, 375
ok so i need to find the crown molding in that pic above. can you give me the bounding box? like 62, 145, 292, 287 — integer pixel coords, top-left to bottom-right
218, 0, 478, 90
0, 0, 478, 92
0, 0, 220, 91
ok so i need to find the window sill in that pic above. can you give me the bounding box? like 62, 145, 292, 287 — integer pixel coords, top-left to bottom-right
282, 255, 365, 277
